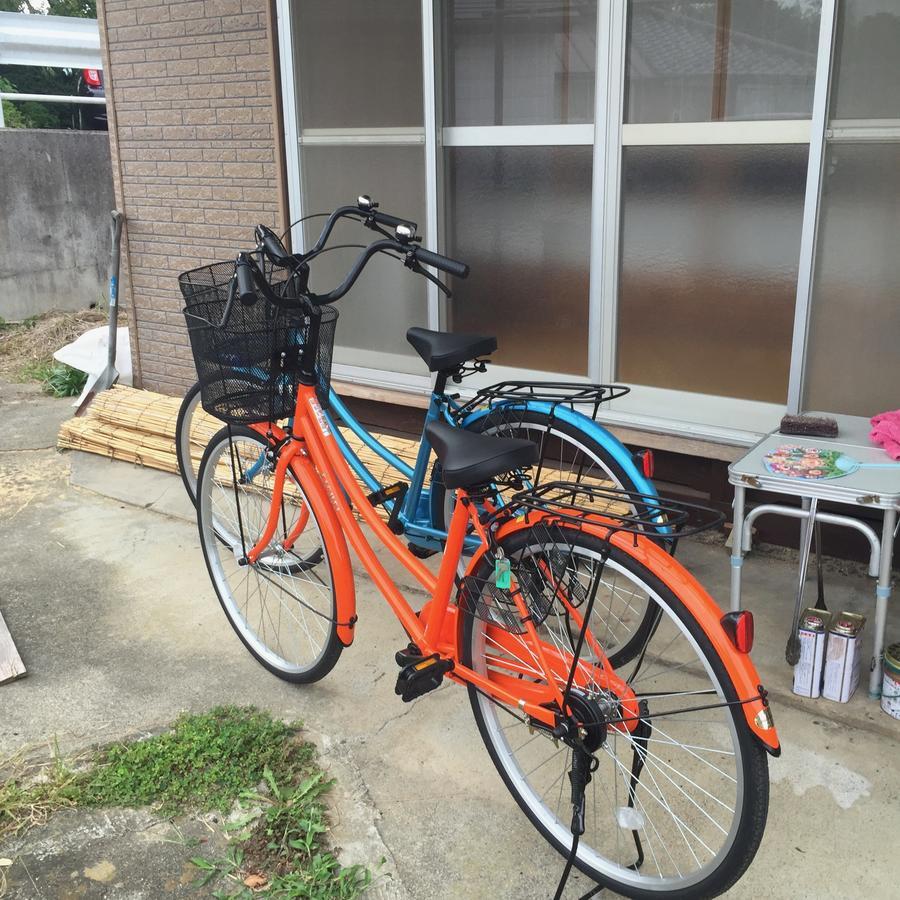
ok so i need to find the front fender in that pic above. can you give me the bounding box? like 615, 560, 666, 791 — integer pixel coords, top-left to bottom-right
466, 514, 780, 755
250, 423, 357, 647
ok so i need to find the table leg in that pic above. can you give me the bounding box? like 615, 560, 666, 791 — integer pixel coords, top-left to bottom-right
786, 497, 818, 665
730, 485, 745, 612
869, 506, 897, 698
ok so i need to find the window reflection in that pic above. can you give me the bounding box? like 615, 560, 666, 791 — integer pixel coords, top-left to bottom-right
625, 0, 820, 123
443, 0, 597, 126
830, 0, 900, 120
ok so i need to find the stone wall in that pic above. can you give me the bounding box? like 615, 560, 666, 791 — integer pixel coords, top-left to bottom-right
0, 130, 115, 321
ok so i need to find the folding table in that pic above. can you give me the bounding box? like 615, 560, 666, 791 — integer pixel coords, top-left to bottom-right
728, 414, 900, 697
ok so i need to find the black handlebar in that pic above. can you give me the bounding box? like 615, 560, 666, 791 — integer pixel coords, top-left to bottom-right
244, 197, 469, 308
235, 254, 257, 305
371, 209, 417, 232
414, 247, 469, 279
305, 240, 468, 306
255, 224, 291, 266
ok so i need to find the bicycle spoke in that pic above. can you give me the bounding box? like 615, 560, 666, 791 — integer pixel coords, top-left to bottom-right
466, 536, 756, 891
200, 432, 336, 677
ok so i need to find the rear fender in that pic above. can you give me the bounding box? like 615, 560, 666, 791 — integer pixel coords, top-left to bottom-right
460, 401, 657, 497
478, 514, 781, 754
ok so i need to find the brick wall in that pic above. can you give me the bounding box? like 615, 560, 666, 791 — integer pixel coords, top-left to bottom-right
97, 0, 286, 394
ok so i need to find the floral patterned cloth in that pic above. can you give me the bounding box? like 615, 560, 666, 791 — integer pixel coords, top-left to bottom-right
763, 445, 847, 480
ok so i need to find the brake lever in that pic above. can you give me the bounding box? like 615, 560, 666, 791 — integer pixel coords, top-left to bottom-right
405, 254, 452, 298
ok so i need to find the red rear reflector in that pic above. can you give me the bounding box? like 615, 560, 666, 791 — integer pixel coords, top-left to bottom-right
84, 68, 102, 87
636, 449, 654, 478
721, 611, 754, 653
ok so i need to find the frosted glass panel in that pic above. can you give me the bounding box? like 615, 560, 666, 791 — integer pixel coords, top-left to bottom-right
293, 0, 423, 129
830, 1, 900, 120
625, 1, 820, 123
442, 0, 597, 126
301, 146, 428, 374
804, 144, 900, 416
617, 145, 807, 402
445, 147, 591, 375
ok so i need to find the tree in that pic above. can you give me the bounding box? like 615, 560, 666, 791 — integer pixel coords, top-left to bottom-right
0, 1, 98, 129
0, 2, 96, 15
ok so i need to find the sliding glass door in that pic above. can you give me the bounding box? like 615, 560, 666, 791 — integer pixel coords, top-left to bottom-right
610, 0, 821, 434
278, 0, 879, 440
802, 0, 900, 416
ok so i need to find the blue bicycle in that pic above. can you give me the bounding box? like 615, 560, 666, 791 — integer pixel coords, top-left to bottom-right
176, 198, 660, 560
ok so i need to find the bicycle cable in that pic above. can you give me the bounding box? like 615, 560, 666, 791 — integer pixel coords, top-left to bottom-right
277, 212, 330, 248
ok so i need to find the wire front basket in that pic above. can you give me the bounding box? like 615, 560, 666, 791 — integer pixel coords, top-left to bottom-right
179, 259, 337, 424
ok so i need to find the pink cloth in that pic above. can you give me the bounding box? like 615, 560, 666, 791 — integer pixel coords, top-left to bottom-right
870, 410, 900, 460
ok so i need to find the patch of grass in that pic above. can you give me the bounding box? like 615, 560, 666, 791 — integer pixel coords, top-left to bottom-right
18, 360, 87, 397
192, 768, 372, 899
77, 707, 310, 816
0, 307, 104, 380
0, 741, 84, 841
1, 708, 371, 899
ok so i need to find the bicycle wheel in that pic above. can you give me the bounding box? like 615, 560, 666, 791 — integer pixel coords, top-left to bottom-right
175, 381, 205, 505
461, 527, 768, 899
176, 377, 272, 506
433, 409, 660, 667
196, 425, 342, 682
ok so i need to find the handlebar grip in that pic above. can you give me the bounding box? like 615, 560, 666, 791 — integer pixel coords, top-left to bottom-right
372, 210, 418, 232
235, 257, 257, 305
415, 247, 469, 279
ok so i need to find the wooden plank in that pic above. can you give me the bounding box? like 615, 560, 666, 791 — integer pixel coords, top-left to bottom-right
331, 379, 431, 410
0, 608, 26, 685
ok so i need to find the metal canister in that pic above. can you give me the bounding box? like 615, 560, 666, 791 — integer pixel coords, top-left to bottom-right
823, 612, 866, 703
793, 608, 829, 699
882, 643, 900, 720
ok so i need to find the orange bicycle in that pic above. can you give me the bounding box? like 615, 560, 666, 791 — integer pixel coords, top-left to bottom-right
181, 232, 779, 898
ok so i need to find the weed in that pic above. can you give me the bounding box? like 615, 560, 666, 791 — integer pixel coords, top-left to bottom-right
16, 360, 87, 397
0, 308, 104, 380
194, 768, 372, 899
1, 708, 370, 898
0, 741, 83, 841
78, 707, 310, 815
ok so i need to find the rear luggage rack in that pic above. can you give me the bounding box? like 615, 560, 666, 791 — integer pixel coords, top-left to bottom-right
451, 381, 630, 423
500, 481, 725, 539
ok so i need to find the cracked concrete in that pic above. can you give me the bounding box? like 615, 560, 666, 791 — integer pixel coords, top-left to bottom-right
1, 380, 899, 898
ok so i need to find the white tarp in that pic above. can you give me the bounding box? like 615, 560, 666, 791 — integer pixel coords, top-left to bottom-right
53, 325, 132, 407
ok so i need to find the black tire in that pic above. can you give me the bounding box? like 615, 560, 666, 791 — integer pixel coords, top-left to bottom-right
175, 380, 204, 506
431, 409, 661, 667
196, 425, 342, 683
461, 527, 769, 899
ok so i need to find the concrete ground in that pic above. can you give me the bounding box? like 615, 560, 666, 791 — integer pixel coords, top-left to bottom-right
1, 378, 898, 899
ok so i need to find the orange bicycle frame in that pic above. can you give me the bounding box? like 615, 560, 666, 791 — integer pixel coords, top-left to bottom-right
244, 383, 780, 751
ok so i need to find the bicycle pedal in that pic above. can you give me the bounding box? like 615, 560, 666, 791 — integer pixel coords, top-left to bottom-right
365, 481, 409, 535
394, 652, 453, 702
